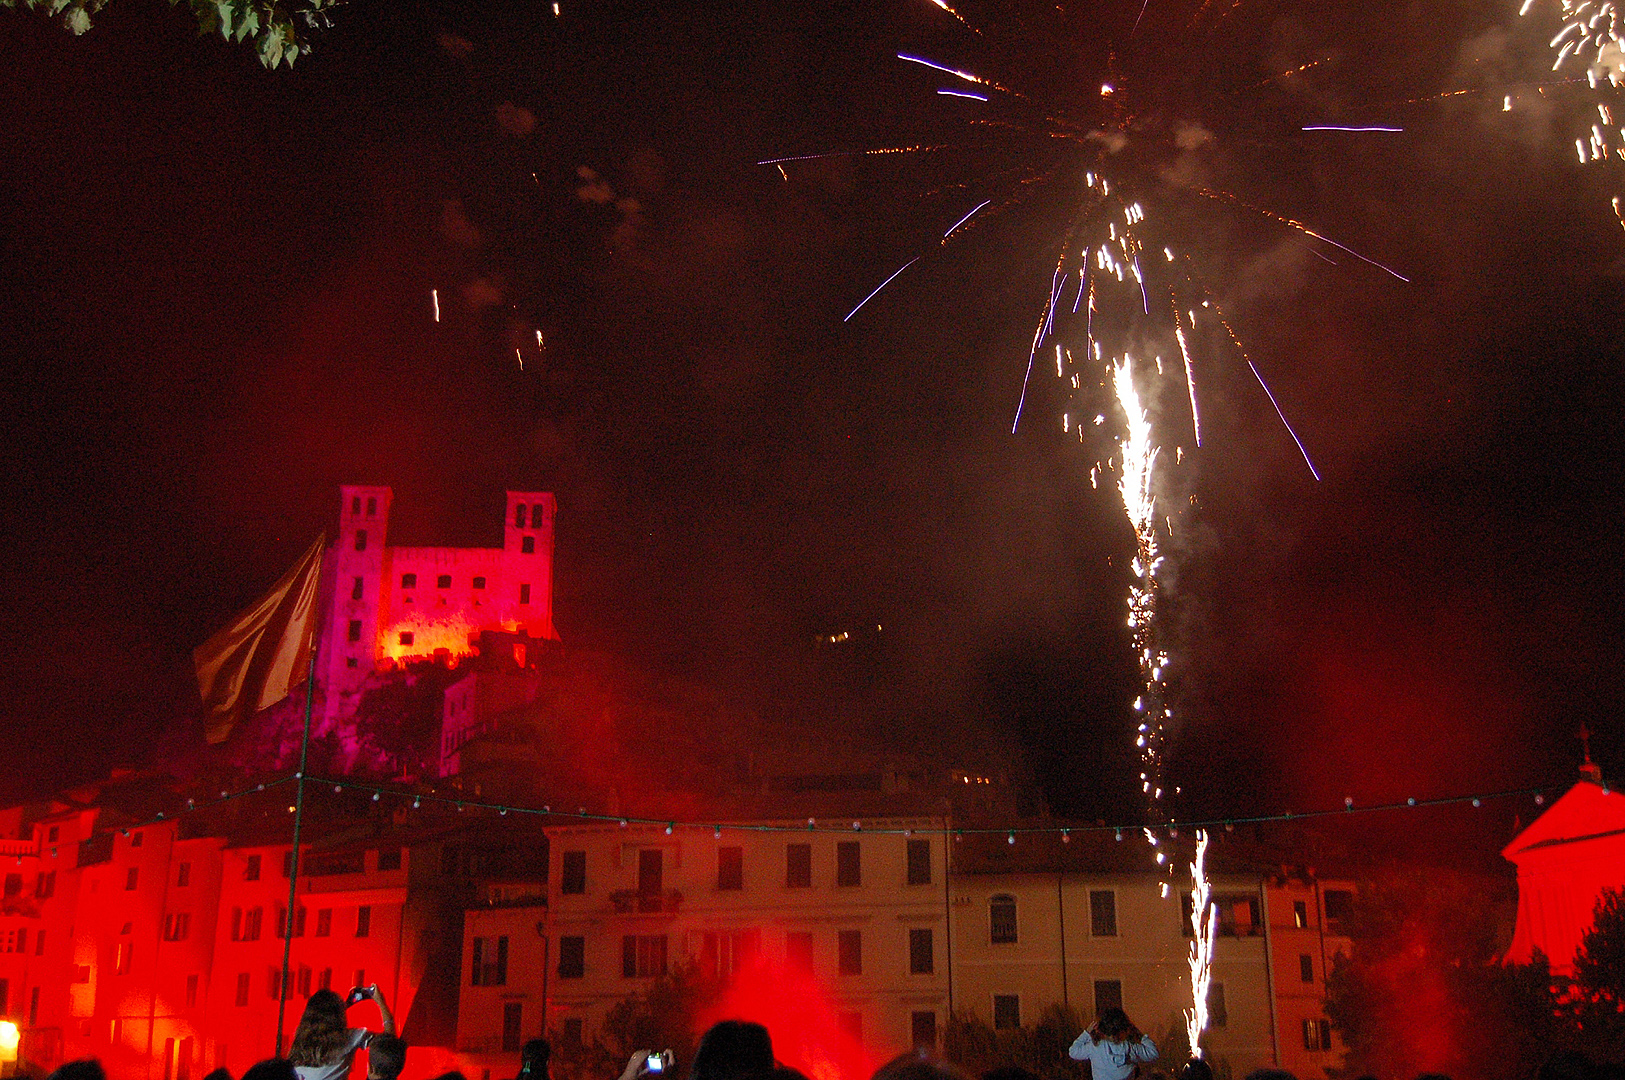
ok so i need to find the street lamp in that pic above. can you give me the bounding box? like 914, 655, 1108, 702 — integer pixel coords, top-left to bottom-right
0, 1020, 20, 1077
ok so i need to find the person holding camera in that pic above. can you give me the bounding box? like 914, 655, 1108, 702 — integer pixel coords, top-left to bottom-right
1067, 1008, 1158, 1080
290, 986, 397, 1080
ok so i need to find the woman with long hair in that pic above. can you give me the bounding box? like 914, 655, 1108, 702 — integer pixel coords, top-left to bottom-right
1068, 1008, 1157, 1080
290, 987, 396, 1080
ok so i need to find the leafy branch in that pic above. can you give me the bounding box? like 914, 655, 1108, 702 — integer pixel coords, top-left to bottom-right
1, 0, 343, 67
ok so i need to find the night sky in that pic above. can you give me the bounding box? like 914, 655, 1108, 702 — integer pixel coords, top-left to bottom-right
2, 0, 1621, 866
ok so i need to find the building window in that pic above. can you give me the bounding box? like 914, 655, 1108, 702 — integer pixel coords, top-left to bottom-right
266, 967, 283, 1000
378, 848, 402, 871
622, 935, 668, 978
35, 930, 44, 956
346, 657, 358, 668
717, 847, 743, 890
356, 905, 371, 937
558, 936, 585, 979
907, 839, 932, 885
1300, 954, 1315, 983
561, 851, 586, 894
352, 577, 364, 600
348, 620, 362, 642
316, 909, 332, 937
399, 631, 414, 646
355, 529, 367, 552
992, 995, 1020, 1031
177, 862, 191, 887
436, 574, 451, 589
837, 929, 861, 975
909, 928, 934, 974
836, 841, 861, 887
115, 941, 132, 975
353, 969, 366, 990
561, 1018, 583, 1049
911, 1011, 937, 1051
1293, 899, 1308, 929
1324, 889, 1353, 932
131, 831, 143, 848
163, 913, 191, 941
786, 932, 814, 975
515, 504, 528, 529
472, 936, 509, 986
473, 576, 486, 589
519, 583, 531, 604
1094, 980, 1123, 1018
837, 1012, 862, 1044
521, 536, 535, 554
990, 894, 1018, 944
637, 850, 664, 913
235, 973, 250, 1007
1210, 982, 1228, 1028
36, 870, 56, 898
1090, 890, 1118, 937
186, 974, 198, 1008
401, 573, 417, 589
786, 843, 812, 888
48, 825, 59, 842
297, 966, 312, 997
366, 496, 376, 516
1303, 1018, 1332, 1051
352, 497, 361, 516
125, 867, 139, 890
503, 1002, 524, 1053
29, 985, 40, 1025
320, 968, 332, 991
243, 907, 262, 941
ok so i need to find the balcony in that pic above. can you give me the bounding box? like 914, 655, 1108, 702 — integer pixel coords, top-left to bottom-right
608, 888, 682, 915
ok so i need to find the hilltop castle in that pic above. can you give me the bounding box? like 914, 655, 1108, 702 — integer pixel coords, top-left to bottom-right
315, 485, 558, 725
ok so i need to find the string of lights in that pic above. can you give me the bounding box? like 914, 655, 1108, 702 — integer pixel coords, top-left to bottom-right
90, 771, 1577, 843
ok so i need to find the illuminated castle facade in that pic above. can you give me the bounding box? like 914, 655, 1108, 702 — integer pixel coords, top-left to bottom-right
317, 485, 558, 724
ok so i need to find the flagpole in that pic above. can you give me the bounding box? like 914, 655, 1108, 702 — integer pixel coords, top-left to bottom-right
275, 570, 323, 1056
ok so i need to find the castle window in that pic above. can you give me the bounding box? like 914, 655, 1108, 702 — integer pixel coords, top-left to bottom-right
515, 504, 528, 528
519, 584, 531, 605
472, 576, 486, 589
352, 577, 363, 600
354, 529, 367, 552
521, 536, 535, 554
401, 574, 416, 589
347, 658, 358, 669
437, 575, 451, 589
351, 497, 361, 515
366, 496, 377, 516
399, 632, 414, 646
348, 621, 362, 643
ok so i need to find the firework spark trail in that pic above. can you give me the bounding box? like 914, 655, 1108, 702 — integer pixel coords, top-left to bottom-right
1174, 319, 1202, 447
939, 89, 990, 101
896, 54, 1021, 97
844, 257, 921, 322
1301, 124, 1405, 131
755, 145, 949, 166
1185, 831, 1218, 1057
923, 0, 979, 34
1248, 360, 1323, 481
1197, 188, 1411, 281
943, 199, 993, 239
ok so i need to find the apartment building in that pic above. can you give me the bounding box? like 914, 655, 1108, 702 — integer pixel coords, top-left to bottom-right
950, 832, 1274, 1076
484, 818, 951, 1073
1262, 871, 1353, 1080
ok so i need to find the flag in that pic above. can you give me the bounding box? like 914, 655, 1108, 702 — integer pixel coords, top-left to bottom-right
194, 532, 327, 745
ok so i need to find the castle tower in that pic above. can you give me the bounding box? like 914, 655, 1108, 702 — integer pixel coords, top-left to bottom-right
501, 491, 557, 641
320, 485, 393, 720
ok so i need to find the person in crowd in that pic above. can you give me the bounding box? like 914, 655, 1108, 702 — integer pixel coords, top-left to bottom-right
367, 1035, 407, 1080
690, 1021, 773, 1080
202, 1067, 233, 1080
290, 986, 396, 1080
871, 1053, 975, 1080
1069, 1008, 1158, 1080
242, 1060, 298, 1080
1178, 1058, 1214, 1080
517, 1039, 550, 1080
428, 1072, 468, 1080
45, 1061, 106, 1080
1239, 1071, 1297, 1080
1538, 1050, 1599, 1080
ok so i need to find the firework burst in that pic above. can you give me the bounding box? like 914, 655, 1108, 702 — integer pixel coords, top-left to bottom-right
767, 0, 1413, 1053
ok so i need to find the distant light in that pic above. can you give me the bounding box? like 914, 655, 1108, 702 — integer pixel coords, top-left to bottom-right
553, 2, 560, 14
0, 1020, 18, 1061
1101, 84, 1114, 96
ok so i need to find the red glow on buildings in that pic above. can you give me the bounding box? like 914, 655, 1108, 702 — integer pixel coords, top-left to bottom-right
704, 960, 885, 1080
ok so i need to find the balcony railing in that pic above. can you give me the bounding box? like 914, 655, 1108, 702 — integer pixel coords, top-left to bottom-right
608, 888, 682, 915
